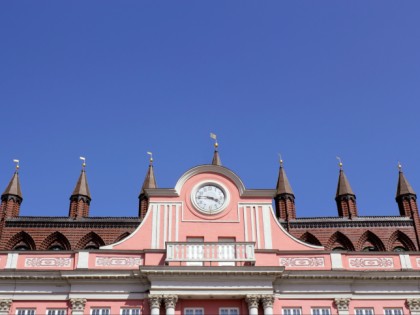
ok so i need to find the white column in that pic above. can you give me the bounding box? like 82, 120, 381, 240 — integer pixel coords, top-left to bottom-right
261, 295, 274, 315
334, 298, 350, 315
407, 299, 420, 315
245, 295, 260, 315
163, 295, 178, 315
69, 298, 86, 315
0, 299, 12, 315
149, 295, 162, 315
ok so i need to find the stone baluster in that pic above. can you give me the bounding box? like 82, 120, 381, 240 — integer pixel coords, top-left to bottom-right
149, 295, 162, 315
69, 298, 87, 315
245, 295, 260, 315
163, 295, 178, 315
261, 295, 275, 315
407, 299, 420, 315
334, 298, 350, 315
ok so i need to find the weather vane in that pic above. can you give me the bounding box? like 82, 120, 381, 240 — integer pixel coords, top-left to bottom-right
147, 151, 153, 164
398, 161, 402, 171
13, 159, 19, 171
278, 153, 283, 167
80, 156, 86, 169
336, 156, 343, 169
210, 132, 218, 149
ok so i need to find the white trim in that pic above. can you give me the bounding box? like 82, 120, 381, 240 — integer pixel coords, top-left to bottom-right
330, 252, 344, 270
262, 205, 273, 249
244, 206, 248, 242
255, 206, 261, 249
399, 253, 412, 270
175, 204, 180, 242
250, 206, 256, 244
77, 251, 89, 269
6, 252, 19, 269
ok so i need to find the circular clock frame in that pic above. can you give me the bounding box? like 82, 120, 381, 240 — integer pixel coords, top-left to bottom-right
191, 181, 230, 215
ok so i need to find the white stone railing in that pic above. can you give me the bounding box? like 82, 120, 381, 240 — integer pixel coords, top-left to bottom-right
165, 242, 255, 263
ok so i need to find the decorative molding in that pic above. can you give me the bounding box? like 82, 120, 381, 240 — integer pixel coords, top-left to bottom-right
25, 257, 72, 268
95, 256, 142, 267
407, 298, 420, 311
0, 299, 12, 312
280, 257, 325, 267
261, 295, 275, 309
69, 298, 86, 311
334, 298, 350, 311
245, 295, 260, 308
415, 258, 420, 267
348, 257, 394, 269
148, 295, 162, 309
163, 295, 178, 309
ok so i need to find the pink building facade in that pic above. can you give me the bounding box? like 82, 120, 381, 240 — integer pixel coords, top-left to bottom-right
1, 162, 420, 315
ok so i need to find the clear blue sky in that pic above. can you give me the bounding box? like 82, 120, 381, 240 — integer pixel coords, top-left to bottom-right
1, 2, 420, 218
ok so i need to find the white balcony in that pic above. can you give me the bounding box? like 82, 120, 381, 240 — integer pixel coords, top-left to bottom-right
165, 242, 255, 265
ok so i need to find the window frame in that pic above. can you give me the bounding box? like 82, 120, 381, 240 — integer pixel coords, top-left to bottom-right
16, 310, 36, 315
184, 307, 204, 315
355, 309, 374, 315
311, 308, 331, 315
384, 309, 403, 315
282, 308, 302, 315
120, 309, 141, 315
219, 307, 239, 315
90, 308, 111, 315
46, 310, 67, 315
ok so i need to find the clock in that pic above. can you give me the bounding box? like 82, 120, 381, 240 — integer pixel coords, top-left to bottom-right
192, 182, 229, 214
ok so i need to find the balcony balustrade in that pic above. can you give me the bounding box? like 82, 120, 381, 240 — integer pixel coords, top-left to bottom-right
165, 242, 255, 265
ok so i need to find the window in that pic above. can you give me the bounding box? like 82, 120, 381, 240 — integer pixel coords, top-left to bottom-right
16, 310, 35, 315
47, 310, 66, 315
283, 308, 302, 315
91, 309, 110, 315
384, 309, 402, 315
184, 308, 204, 315
312, 309, 330, 315
355, 309, 374, 315
220, 308, 239, 315
121, 309, 140, 315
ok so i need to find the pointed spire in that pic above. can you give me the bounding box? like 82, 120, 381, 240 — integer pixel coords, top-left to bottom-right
71, 158, 91, 199
396, 162, 416, 197
1, 160, 23, 218
335, 158, 355, 197
276, 157, 294, 195
210, 132, 222, 166
2, 159, 22, 200
140, 152, 157, 195
335, 158, 357, 218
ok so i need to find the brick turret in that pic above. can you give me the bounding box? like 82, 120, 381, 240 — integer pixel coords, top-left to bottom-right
139, 154, 157, 219
275, 160, 295, 226
335, 163, 358, 219
69, 164, 91, 219
1, 170, 23, 219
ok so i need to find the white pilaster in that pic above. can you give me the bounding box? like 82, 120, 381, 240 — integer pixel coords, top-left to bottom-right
261, 295, 274, 315
330, 252, 344, 270
0, 299, 12, 315
5, 253, 19, 269
407, 298, 420, 315
69, 298, 86, 315
163, 295, 178, 315
245, 295, 259, 315
334, 298, 350, 315
149, 294, 162, 315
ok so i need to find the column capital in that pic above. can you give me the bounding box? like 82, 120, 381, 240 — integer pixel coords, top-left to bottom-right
261, 295, 275, 309
149, 294, 162, 309
0, 300, 12, 312
163, 295, 178, 309
245, 295, 260, 308
69, 298, 87, 312
334, 298, 350, 311
407, 298, 420, 311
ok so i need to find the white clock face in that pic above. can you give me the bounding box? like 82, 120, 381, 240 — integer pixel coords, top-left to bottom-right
194, 184, 226, 214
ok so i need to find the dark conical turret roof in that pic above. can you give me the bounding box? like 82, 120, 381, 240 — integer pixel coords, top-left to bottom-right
276, 164, 294, 195
396, 169, 416, 197
336, 168, 355, 197
140, 163, 157, 196
71, 169, 91, 199
212, 149, 222, 166
2, 171, 22, 199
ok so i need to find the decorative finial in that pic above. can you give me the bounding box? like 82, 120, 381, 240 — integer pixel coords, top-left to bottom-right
278, 153, 283, 167
210, 132, 218, 149
13, 159, 20, 171
79, 156, 86, 169
147, 151, 153, 164
336, 156, 343, 169
398, 161, 402, 172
